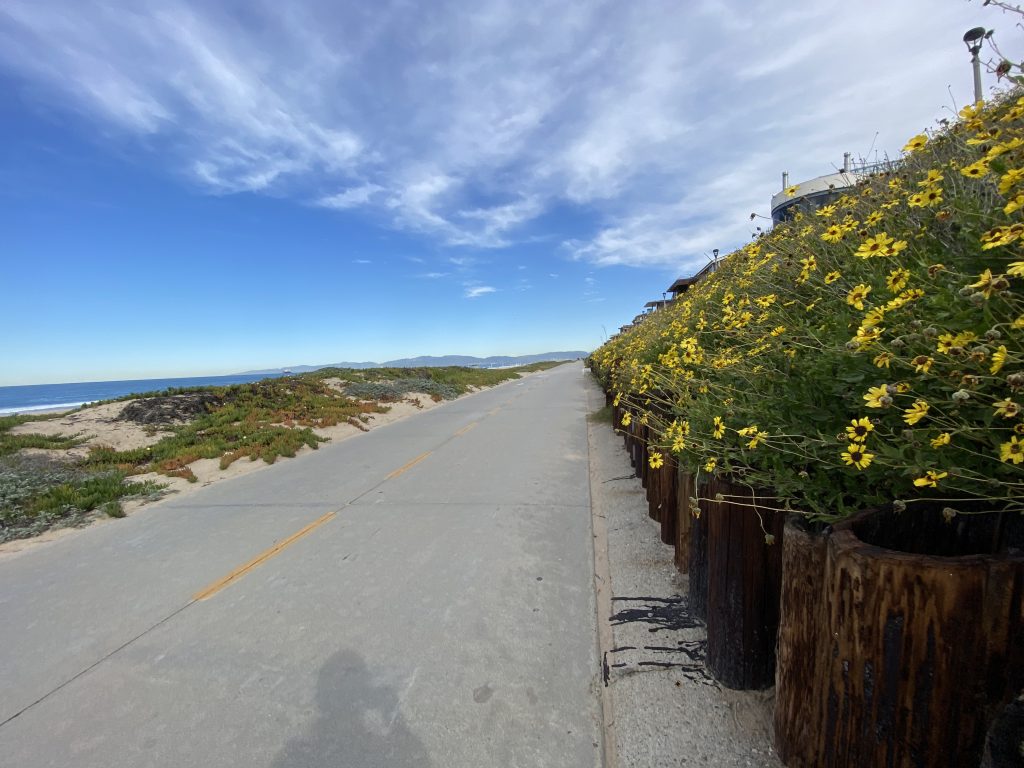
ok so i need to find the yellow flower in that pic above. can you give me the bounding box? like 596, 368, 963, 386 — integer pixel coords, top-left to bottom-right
861, 308, 886, 330
886, 268, 911, 293
873, 352, 893, 368
704, 457, 717, 472
865, 211, 883, 226
903, 399, 929, 425
999, 167, 1024, 195
864, 384, 891, 408
1008, 262, 1024, 277
1004, 195, 1024, 215
712, 416, 725, 439
917, 169, 944, 187
993, 398, 1021, 419
991, 345, 1008, 375
907, 193, 926, 208
968, 269, 1002, 300
856, 233, 895, 259
613, 393, 621, 407
815, 204, 837, 218
885, 239, 908, 257
746, 430, 765, 449
931, 432, 951, 448
913, 470, 948, 488
846, 284, 872, 310
846, 417, 874, 443
824, 271, 841, 284
960, 159, 991, 179
821, 225, 844, 243
841, 444, 874, 470
620, 412, 632, 427
902, 134, 928, 153
912, 355, 934, 373
1000, 436, 1024, 464
784, 185, 798, 197
648, 451, 665, 470
672, 436, 686, 453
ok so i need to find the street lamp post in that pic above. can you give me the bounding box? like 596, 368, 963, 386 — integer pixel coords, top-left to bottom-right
963, 27, 989, 104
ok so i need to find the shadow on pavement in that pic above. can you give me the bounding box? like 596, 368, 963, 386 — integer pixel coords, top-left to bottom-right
271, 650, 433, 768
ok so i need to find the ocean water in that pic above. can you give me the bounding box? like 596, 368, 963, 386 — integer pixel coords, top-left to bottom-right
0, 373, 286, 415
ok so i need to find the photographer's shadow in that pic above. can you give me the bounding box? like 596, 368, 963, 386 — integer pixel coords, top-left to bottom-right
272, 650, 433, 768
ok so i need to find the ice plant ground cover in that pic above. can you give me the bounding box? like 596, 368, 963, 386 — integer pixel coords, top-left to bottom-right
591, 91, 1024, 521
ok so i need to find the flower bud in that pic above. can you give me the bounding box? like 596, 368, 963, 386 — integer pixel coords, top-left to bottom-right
893, 499, 907, 513
986, 329, 1002, 340
952, 389, 971, 402
923, 326, 939, 338
959, 286, 974, 297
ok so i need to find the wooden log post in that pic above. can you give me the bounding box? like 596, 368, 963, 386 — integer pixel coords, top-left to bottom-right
657, 455, 678, 546
689, 479, 711, 620
675, 468, 694, 573
704, 475, 785, 690
812, 507, 1024, 767
773, 516, 829, 767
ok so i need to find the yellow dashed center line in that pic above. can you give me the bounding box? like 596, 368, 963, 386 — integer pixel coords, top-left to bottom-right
454, 421, 478, 436
386, 451, 432, 480
193, 511, 336, 601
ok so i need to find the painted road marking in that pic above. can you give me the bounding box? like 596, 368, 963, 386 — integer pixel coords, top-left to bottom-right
386, 451, 432, 480
193, 511, 336, 601
455, 422, 478, 436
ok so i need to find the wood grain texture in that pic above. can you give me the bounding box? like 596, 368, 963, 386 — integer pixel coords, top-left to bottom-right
773, 516, 829, 767
703, 475, 785, 690
815, 510, 1024, 767
674, 469, 694, 573
689, 479, 711, 620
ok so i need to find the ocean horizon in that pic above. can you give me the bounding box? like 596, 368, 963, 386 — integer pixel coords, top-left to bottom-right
0, 372, 286, 416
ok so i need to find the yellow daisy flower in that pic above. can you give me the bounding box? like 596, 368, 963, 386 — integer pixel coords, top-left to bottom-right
903, 399, 929, 425
841, 444, 874, 470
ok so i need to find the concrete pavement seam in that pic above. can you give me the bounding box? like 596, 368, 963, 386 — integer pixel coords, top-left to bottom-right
0, 598, 196, 731
585, 377, 618, 768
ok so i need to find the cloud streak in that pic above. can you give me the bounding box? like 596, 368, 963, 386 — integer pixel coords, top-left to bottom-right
0, 0, 1018, 268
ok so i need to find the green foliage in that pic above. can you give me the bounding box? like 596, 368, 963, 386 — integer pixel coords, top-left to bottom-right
0, 454, 162, 543
593, 91, 1024, 520
0, 414, 85, 457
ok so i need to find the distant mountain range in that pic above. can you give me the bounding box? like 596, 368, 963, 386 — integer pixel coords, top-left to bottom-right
238, 351, 588, 376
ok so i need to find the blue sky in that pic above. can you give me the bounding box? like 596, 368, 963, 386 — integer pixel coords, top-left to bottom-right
1, 0, 1020, 384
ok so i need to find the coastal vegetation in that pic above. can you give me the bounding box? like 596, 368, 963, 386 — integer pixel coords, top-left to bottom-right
0, 363, 564, 543
590, 90, 1024, 520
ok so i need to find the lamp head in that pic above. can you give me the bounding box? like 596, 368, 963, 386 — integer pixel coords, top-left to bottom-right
963, 26, 987, 52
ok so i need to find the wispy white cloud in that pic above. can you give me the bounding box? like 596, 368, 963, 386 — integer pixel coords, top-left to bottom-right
1, 0, 1019, 267
318, 184, 383, 210
465, 285, 496, 298
352, 258, 372, 264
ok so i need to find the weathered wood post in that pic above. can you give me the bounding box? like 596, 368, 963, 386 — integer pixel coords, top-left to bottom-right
703, 475, 785, 690
773, 516, 828, 767
689, 480, 711, 620
774, 507, 1024, 767
675, 468, 694, 573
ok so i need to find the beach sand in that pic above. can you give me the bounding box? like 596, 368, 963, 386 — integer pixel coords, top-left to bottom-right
0, 387, 474, 558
